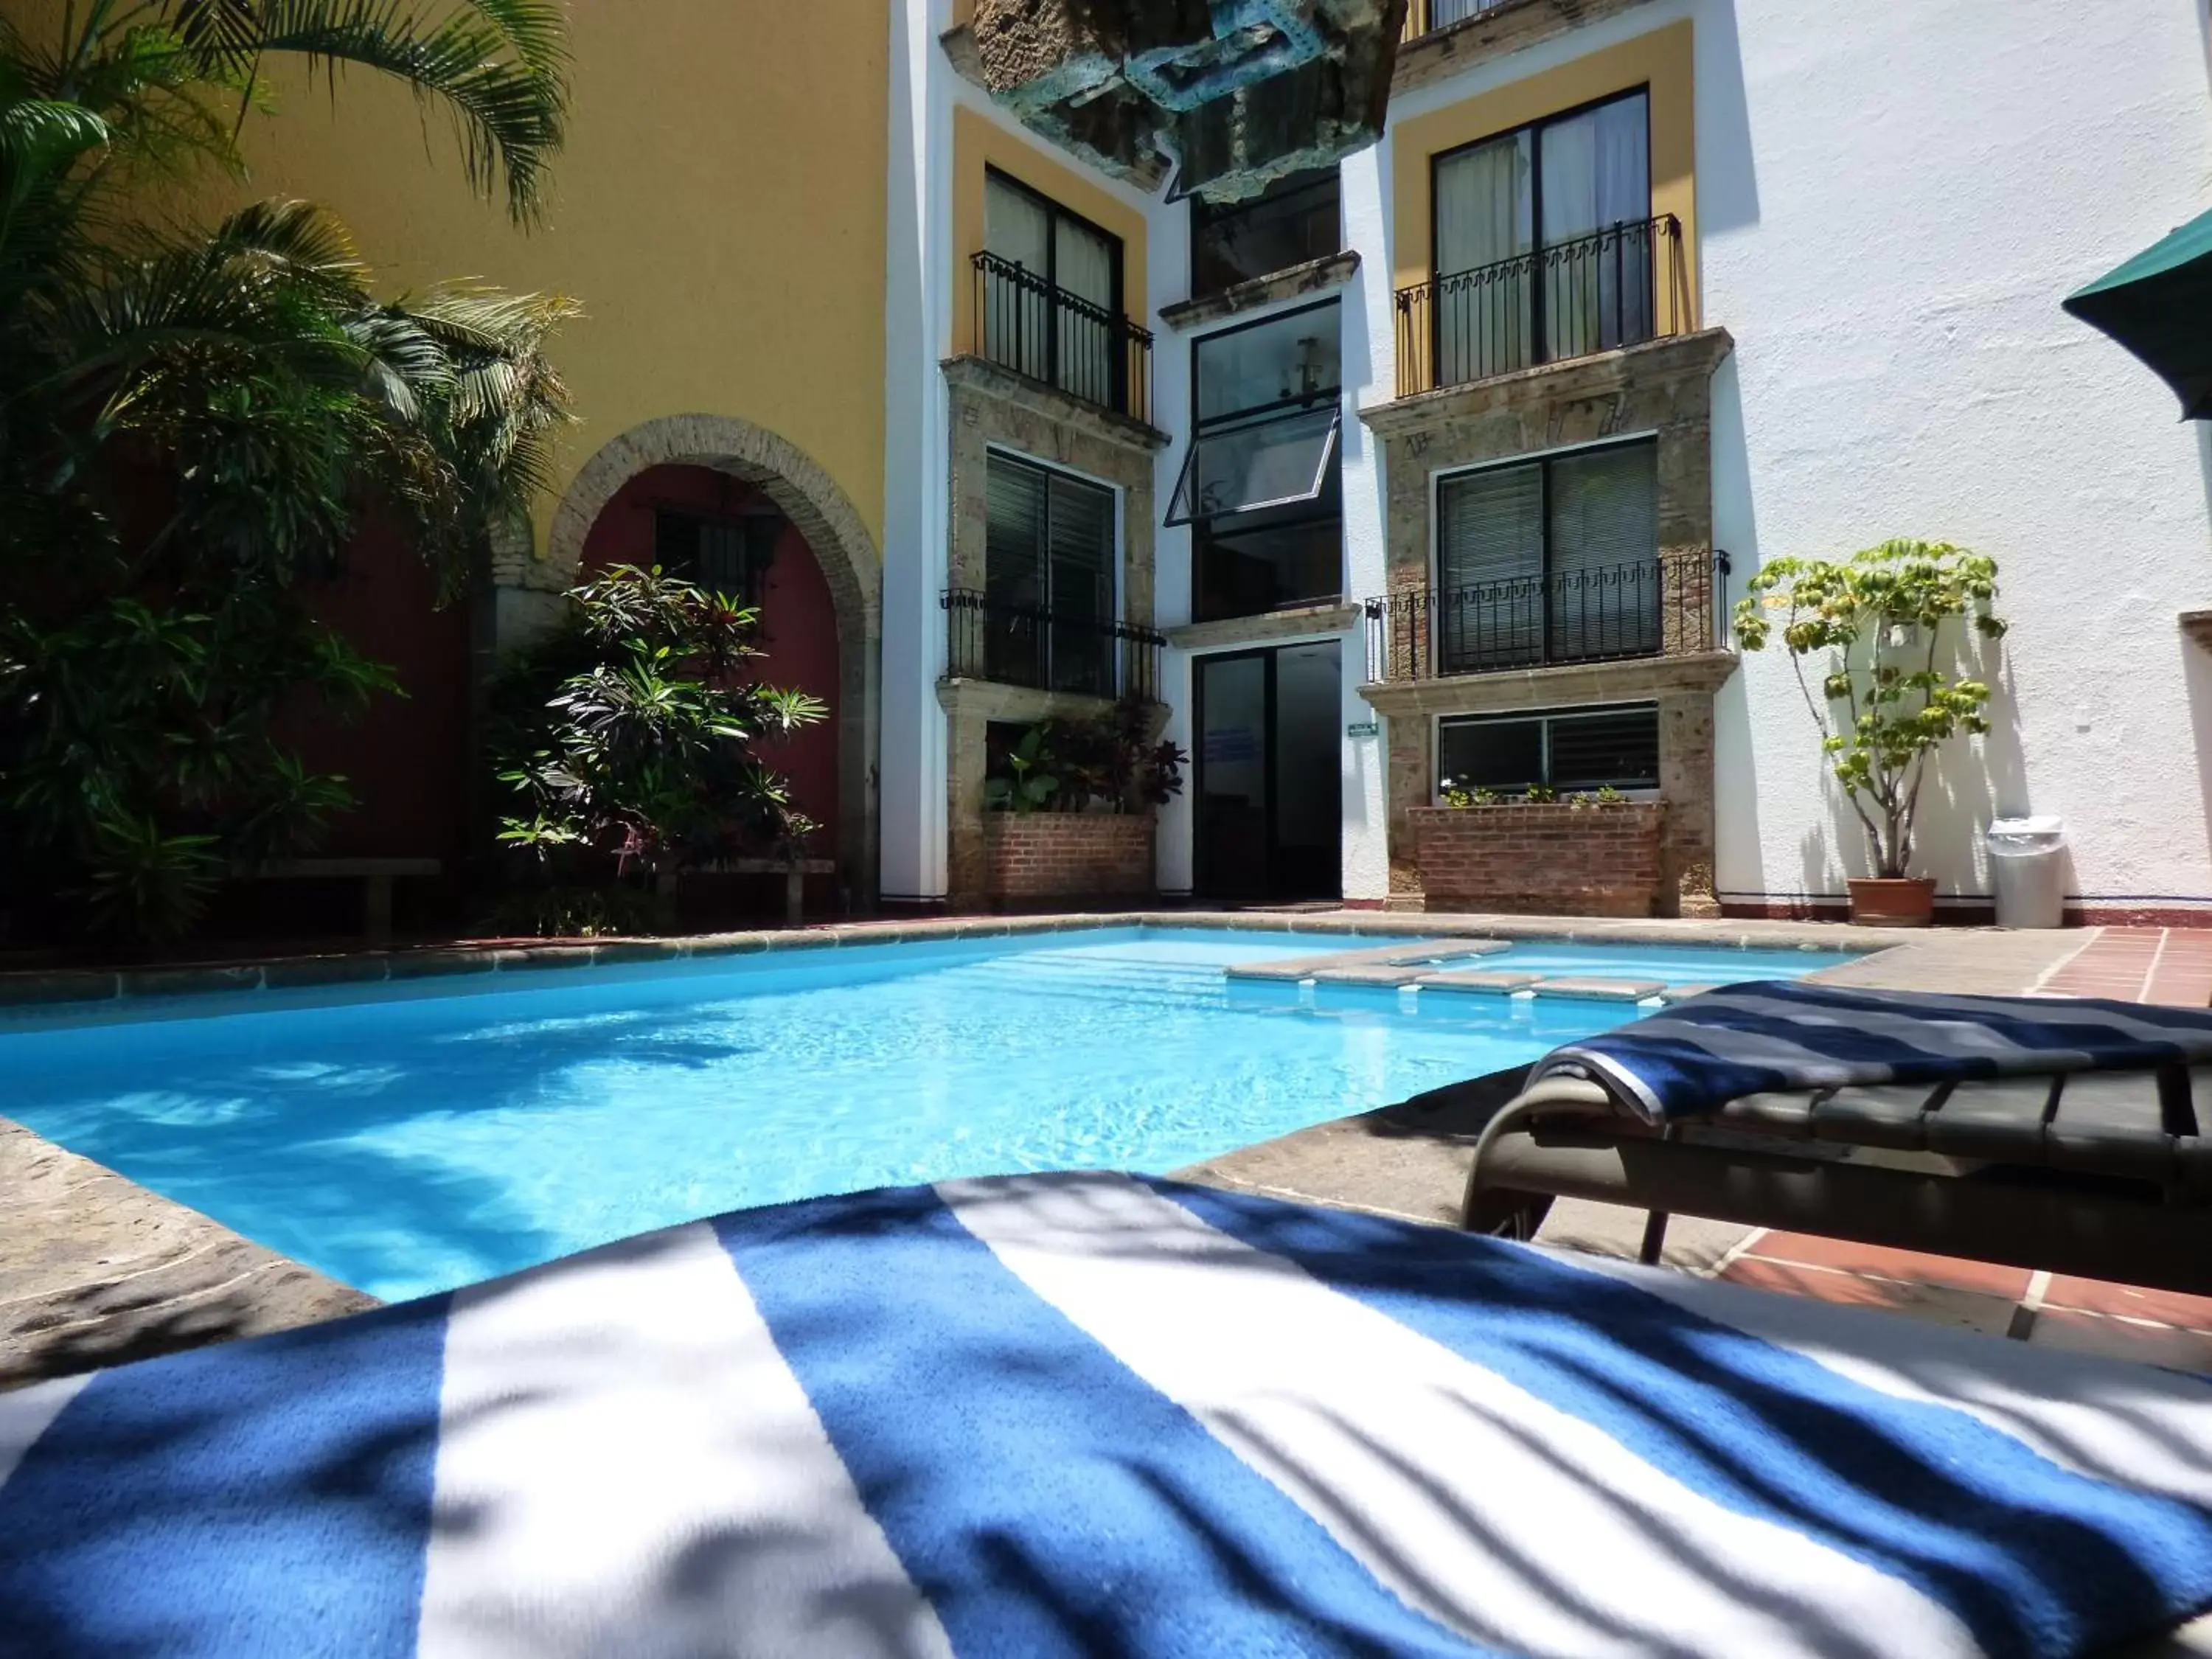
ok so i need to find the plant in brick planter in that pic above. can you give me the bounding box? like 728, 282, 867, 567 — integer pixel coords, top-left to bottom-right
1734, 538, 2006, 928
982, 700, 1186, 903
1425, 779, 1662, 916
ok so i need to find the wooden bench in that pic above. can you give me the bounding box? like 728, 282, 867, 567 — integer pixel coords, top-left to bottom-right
232, 858, 443, 947
672, 858, 838, 925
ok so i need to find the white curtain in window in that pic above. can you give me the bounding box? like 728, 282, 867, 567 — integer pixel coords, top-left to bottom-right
985, 176, 1052, 381
1541, 96, 1651, 358
1433, 134, 1533, 383
1054, 217, 1116, 406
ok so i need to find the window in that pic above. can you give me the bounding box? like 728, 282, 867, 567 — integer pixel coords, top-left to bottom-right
653, 508, 779, 605
1439, 703, 1660, 796
982, 170, 1127, 409
1430, 88, 1652, 383
1436, 439, 1658, 672
983, 451, 1116, 695
1171, 300, 1344, 621
1190, 167, 1340, 300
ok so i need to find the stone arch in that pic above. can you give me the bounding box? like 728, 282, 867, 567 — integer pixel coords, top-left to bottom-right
518, 414, 883, 907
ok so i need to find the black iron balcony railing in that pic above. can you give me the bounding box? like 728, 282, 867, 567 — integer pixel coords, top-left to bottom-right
943, 588, 1164, 702
972, 251, 1154, 424
1393, 215, 1687, 399
1402, 0, 1531, 41
1362, 550, 1728, 684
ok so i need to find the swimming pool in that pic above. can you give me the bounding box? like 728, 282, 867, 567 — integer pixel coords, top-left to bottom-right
0, 926, 1855, 1301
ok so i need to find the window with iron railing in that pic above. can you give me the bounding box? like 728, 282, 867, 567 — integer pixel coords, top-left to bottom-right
954, 451, 1141, 698
653, 507, 779, 606
1397, 88, 1673, 397
977, 170, 1152, 420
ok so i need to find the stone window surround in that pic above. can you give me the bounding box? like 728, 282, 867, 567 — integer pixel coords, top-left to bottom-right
940, 352, 1170, 905
1358, 327, 1736, 917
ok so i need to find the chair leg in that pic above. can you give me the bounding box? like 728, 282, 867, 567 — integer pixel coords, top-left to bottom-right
1638, 1210, 1671, 1266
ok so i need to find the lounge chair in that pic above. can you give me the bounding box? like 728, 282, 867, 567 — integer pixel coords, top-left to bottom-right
4, 1169, 2211, 1656
1457, 980, 2212, 1293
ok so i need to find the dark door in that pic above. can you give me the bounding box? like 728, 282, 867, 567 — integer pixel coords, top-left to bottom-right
1194, 642, 1342, 902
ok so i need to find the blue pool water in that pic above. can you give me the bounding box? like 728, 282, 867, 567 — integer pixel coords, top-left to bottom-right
0, 927, 1853, 1301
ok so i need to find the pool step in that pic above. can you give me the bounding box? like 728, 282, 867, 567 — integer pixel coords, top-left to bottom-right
1523, 977, 1668, 1003
1307, 964, 1434, 988
1224, 939, 1509, 984
1413, 970, 1546, 995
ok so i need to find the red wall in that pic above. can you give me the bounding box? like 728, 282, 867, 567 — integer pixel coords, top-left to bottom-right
291, 510, 475, 865
578, 465, 841, 844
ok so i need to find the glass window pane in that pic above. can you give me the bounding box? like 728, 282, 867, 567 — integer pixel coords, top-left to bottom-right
1436, 462, 1543, 671
985, 173, 1051, 272
1167, 406, 1339, 524
1439, 717, 1544, 793
1548, 443, 1659, 661
1194, 304, 1341, 425
1194, 503, 1342, 620
1192, 169, 1340, 299
1547, 705, 1660, 790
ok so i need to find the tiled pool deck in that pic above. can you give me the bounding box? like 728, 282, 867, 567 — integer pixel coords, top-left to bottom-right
1183, 922, 2212, 1374
4, 914, 2208, 1388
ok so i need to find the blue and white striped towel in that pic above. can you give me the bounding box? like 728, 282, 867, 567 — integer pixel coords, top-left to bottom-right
1530, 978, 2212, 1123
4, 1172, 2211, 1658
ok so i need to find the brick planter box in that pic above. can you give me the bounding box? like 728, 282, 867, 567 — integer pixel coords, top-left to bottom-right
984, 813, 1155, 903
1411, 802, 1669, 918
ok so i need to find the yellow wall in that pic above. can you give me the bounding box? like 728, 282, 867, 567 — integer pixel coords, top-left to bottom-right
1391, 20, 1697, 321
9, 0, 893, 554
950, 105, 1150, 357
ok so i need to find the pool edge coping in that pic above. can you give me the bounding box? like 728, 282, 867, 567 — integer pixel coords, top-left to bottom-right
0, 909, 1926, 1017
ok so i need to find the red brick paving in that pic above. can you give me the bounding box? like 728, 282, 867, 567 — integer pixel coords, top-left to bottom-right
1714, 925, 2212, 1372
2042, 926, 2212, 1006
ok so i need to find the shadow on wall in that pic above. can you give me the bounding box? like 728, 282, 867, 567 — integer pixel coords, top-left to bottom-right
1694, 0, 1761, 237
1707, 347, 1765, 900
2183, 634, 2212, 888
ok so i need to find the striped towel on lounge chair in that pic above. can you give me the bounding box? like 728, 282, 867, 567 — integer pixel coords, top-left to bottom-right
4, 1172, 2212, 1658
1526, 979, 2212, 1124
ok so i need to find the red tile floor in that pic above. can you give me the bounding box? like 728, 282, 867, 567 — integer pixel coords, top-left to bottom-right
1712, 927, 2212, 1373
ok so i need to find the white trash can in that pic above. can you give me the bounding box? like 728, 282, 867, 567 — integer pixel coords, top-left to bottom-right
1986, 816, 2066, 929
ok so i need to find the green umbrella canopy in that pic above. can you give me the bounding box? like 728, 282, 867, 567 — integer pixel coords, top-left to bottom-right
2064, 206, 2212, 419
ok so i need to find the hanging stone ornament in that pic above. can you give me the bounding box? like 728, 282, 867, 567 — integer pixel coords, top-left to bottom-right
953, 0, 1409, 204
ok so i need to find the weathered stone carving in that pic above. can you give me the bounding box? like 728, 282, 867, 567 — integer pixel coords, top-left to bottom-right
962, 0, 1408, 202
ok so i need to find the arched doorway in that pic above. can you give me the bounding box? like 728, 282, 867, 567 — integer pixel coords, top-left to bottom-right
507, 415, 881, 908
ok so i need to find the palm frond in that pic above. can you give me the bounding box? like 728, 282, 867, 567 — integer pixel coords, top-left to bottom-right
170, 0, 568, 223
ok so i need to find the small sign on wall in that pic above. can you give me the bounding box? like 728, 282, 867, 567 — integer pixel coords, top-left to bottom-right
1346, 721, 1379, 739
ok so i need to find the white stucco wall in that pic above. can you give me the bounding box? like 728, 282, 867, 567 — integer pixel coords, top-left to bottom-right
1336, 0, 2212, 915
1711, 0, 2212, 914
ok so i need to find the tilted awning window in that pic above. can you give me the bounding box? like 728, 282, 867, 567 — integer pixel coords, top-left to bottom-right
1164, 403, 1342, 526
2063, 205, 2212, 420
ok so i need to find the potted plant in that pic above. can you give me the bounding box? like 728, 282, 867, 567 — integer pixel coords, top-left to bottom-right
1734, 538, 2006, 927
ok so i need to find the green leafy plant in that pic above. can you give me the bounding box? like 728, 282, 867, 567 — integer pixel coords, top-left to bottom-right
491, 565, 826, 909
1524, 783, 1559, 804
984, 725, 1060, 815
1594, 785, 1626, 806
0, 1, 574, 939
985, 700, 1187, 815
1734, 538, 2006, 881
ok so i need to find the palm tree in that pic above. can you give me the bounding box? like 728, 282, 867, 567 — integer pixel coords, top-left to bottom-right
0, 2, 577, 939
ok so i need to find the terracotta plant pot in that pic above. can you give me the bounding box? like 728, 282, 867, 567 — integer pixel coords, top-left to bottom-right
1848, 877, 1937, 928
